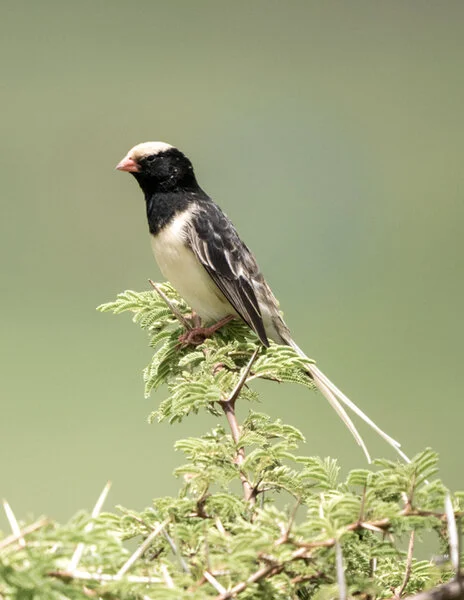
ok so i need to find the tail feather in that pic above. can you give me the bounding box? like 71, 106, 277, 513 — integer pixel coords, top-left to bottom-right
289, 339, 409, 463
309, 366, 372, 463
308, 363, 401, 448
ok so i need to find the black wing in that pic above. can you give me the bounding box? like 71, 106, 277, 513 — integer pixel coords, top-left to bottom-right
187, 201, 269, 346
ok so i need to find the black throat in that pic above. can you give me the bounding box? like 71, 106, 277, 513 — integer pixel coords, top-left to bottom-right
132, 173, 204, 236
143, 190, 193, 235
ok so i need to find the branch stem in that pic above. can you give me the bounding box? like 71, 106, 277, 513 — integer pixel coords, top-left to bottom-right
219, 348, 259, 504
395, 530, 415, 598
220, 399, 254, 503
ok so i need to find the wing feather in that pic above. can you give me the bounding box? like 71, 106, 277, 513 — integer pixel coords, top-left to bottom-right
186, 203, 269, 346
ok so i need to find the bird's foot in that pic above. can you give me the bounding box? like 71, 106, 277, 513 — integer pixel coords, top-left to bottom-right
186, 312, 202, 329
178, 315, 235, 347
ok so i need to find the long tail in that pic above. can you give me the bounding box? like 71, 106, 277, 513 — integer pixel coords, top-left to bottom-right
289, 340, 410, 464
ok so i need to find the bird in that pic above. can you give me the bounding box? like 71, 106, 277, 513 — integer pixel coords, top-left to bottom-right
116, 141, 406, 463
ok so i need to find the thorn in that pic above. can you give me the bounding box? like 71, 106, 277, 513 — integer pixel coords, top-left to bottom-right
204, 571, 227, 594
335, 540, 347, 600
116, 518, 169, 578
2, 500, 25, 548
445, 494, 460, 574
0, 517, 49, 551
228, 347, 260, 405
162, 528, 190, 573
148, 280, 192, 330
215, 517, 226, 536
360, 522, 385, 533
69, 481, 111, 572
160, 564, 174, 589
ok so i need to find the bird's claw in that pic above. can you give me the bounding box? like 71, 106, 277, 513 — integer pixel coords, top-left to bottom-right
177, 315, 236, 348
178, 327, 211, 348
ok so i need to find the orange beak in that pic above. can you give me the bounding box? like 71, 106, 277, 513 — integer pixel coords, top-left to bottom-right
116, 156, 139, 173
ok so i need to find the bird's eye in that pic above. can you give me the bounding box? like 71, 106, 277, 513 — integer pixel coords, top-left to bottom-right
146, 155, 156, 163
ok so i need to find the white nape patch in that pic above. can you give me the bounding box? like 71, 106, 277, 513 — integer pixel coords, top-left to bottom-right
150, 207, 235, 322
128, 141, 174, 161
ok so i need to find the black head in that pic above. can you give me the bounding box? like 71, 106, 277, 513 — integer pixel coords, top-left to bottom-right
116, 141, 198, 193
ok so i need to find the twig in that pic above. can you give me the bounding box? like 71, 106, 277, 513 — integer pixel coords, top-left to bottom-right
395, 530, 415, 598
219, 348, 259, 503
220, 402, 256, 504
295, 507, 463, 551
3, 500, 25, 548
215, 561, 283, 600
116, 518, 169, 578
69, 481, 111, 572
362, 522, 386, 533
149, 280, 192, 330
291, 572, 326, 585
215, 545, 313, 599
0, 517, 50, 551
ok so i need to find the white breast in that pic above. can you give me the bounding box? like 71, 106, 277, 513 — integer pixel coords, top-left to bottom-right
150, 208, 234, 322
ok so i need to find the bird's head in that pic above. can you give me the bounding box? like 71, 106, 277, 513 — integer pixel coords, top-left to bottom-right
116, 142, 197, 193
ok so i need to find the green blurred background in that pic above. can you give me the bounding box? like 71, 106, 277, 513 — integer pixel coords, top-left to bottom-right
1, 1, 463, 527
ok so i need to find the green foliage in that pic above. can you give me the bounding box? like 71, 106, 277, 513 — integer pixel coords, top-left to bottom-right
98, 284, 315, 411
1, 285, 462, 599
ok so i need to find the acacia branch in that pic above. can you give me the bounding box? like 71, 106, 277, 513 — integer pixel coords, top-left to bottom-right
215, 506, 463, 599
395, 530, 415, 598
219, 348, 259, 504
294, 506, 463, 551
215, 561, 284, 600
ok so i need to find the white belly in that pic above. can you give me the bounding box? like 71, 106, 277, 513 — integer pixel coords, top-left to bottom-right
150, 209, 234, 322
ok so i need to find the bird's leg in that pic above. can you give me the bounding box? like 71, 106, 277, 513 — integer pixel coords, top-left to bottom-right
178, 315, 235, 347
179, 310, 202, 331
190, 311, 202, 328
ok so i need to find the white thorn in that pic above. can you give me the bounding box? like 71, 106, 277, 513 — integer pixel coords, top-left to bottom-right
69, 481, 112, 572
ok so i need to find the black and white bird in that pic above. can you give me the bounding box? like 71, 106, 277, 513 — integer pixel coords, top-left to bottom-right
116, 141, 405, 463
